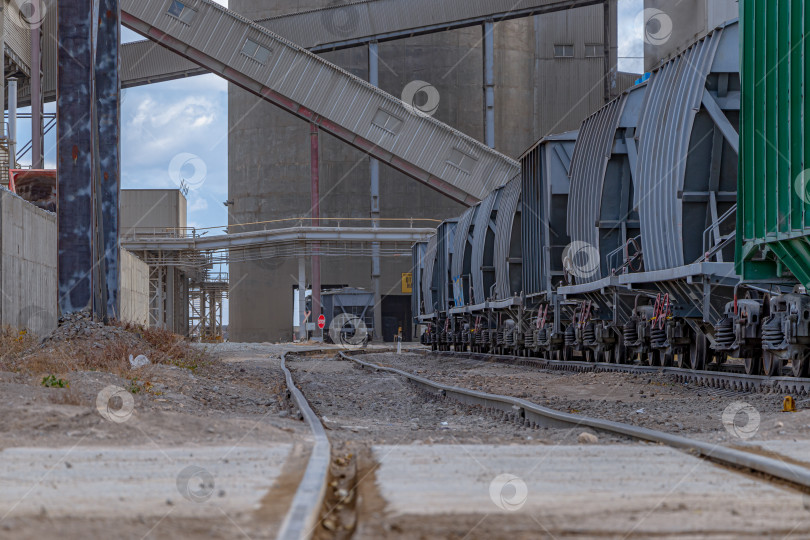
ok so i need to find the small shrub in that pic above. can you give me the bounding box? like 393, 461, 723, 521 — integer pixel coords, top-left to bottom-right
41, 374, 69, 388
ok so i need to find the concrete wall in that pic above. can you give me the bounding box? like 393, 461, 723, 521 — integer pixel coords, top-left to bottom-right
0, 188, 57, 336
119, 248, 149, 326
228, 1, 620, 342
644, 0, 738, 71
120, 189, 188, 235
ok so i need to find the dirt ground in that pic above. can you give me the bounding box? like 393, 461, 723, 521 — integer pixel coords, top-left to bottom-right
0, 343, 319, 539
358, 351, 810, 445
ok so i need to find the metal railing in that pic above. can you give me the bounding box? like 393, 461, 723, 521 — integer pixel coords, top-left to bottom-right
700, 204, 737, 263
122, 217, 442, 241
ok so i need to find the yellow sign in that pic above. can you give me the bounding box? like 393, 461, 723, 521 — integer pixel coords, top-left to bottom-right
402, 273, 413, 293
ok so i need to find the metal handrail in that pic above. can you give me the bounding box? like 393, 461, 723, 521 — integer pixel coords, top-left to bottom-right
700, 203, 737, 263
122, 217, 441, 241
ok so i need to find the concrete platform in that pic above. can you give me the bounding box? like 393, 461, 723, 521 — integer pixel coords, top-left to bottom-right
372, 443, 810, 536
0, 444, 292, 519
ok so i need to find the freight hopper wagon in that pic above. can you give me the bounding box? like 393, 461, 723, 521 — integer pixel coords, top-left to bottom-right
414, 15, 810, 379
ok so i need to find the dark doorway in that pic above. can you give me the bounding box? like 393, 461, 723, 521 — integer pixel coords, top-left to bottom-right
381, 295, 412, 342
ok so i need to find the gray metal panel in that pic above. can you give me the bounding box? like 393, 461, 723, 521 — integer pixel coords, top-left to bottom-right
111, 0, 603, 91
470, 186, 502, 304
494, 174, 521, 300
635, 20, 738, 271
451, 206, 476, 307
120, 0, 519, 205
567, 97, 623, 282
435, 220, 456, 313
421, 234, 437, 315
520, 131, 578, 296
4, 0, 32, 74
411, 241, 427, 318
121, 39, 203, 87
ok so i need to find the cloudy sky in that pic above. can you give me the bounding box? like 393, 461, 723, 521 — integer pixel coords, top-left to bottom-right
19, 0, 644, 236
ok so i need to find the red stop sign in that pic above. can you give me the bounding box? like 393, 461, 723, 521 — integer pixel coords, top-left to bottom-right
317, 315, 326, 329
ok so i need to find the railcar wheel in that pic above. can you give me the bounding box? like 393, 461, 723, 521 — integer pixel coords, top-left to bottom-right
648, 349, 662, 367
744, 352, 762, 376
689, 332, 708, 370
583, 348, 596, 363
762, 351, 781, 377
662, 351, 674, 367
792, 353, 810, 378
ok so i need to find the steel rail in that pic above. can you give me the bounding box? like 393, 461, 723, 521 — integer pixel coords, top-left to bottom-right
339, 350, 810, 490
430, 350, 810, 395
278, 351, 331, 540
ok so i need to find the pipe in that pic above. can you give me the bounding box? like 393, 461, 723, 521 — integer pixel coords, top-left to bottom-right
31, 11, 42, 169
8, 79, 16, 169
310, 122, 322, 330
483, 20, 495, 148
298, 257, 307, 340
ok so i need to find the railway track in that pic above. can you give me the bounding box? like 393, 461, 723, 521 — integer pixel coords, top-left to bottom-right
277, 350, 332, 540
428, 349, 810, 395
277, 347, 810, 538
338, 350, 810, 493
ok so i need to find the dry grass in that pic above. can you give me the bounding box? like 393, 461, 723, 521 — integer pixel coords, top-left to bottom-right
0, 321, 208, 378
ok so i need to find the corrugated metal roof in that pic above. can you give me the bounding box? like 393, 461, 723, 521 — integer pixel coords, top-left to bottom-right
121, 0, 519, 206
4, 0, 33, 74
635, 20, 738, 271
494, 174, 522, 300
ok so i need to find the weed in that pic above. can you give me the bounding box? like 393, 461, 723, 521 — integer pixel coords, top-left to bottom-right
41, 374, 69, 388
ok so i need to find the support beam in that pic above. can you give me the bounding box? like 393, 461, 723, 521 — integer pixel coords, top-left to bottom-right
8, 79, 16, 168
31, 4, 42, 169
603, 0, 618, 102
96, 0, 122, 319
368, 41, 382, 342
298, 257, 307, 341
57, 0, 96, 315
483, 20, 495, 148
310, 123, 322, 331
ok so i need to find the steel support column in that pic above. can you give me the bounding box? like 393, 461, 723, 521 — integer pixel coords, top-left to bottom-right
96, 0, 121, 319
31, 2, 42, 169
310, 122, 322, 331
298, 257, 307, 340
483, 20, 495, 149
8, 79, 16, 168
57, 0, 96, 315
368, 41, 382, 341
603, 0, 618, 102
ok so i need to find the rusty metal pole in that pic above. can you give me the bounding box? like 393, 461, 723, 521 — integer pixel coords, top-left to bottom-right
57, 0, 96, 316
310, 122, 322, 335
96, 0, 121, 319
603, 0, 618, 103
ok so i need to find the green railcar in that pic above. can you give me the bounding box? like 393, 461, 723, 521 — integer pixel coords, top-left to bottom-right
737, 0, 810, 286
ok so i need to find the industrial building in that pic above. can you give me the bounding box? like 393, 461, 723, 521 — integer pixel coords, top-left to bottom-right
0, 0, 738, 343
227, 0, 631, 342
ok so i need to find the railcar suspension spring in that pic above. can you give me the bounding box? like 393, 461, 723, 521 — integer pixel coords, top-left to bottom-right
714, 317, 735, 349
623, 320, 639, 346
650, 326, 667, 348
565, 325, 576, 346
762, 315, 785, 349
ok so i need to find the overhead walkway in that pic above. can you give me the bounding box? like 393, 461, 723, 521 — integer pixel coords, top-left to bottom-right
120, 0, 520, 205
120, 225, 435, 252
119, 0, 602, 89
